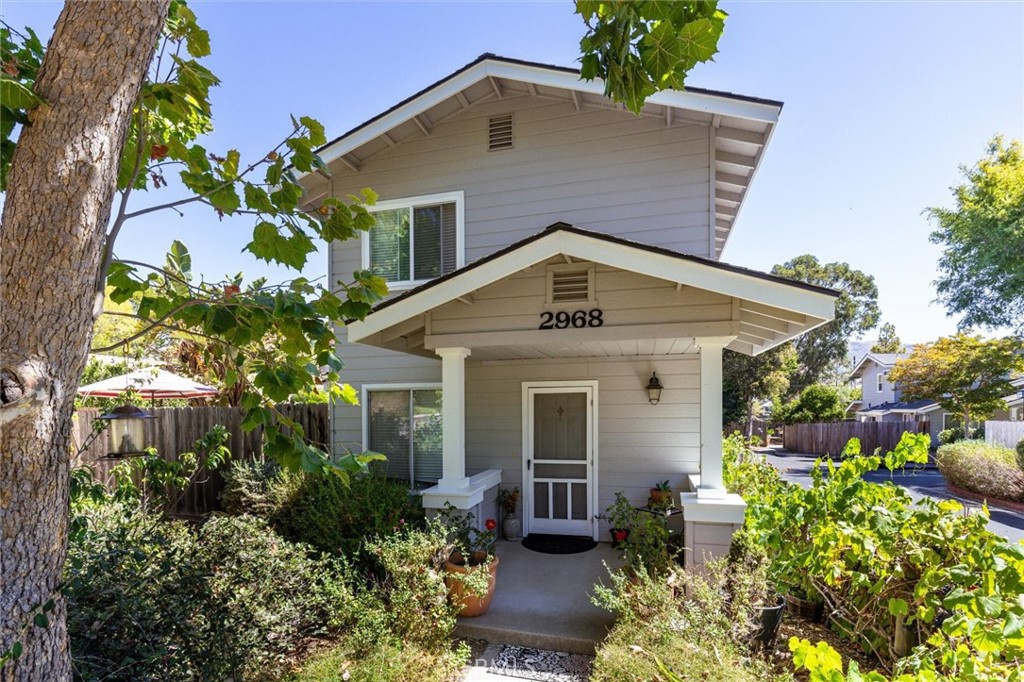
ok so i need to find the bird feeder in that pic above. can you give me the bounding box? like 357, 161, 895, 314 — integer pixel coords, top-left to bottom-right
99, 404, 155, 457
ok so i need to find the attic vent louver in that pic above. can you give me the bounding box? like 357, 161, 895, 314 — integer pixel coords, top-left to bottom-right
551, 269, 591, 303
488, 114, 513, 151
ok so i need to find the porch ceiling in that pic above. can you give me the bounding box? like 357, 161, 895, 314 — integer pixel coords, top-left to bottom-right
346, 225, 838, 361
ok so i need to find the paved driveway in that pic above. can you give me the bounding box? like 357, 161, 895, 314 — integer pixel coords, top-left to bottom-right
762, 448, 1024, 545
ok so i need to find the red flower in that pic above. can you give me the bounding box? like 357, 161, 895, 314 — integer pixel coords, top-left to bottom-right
613, 530, 627, 542
485, 519, 497, 531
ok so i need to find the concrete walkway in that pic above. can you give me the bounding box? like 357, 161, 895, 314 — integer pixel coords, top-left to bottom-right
454, 539, 622, 655
763, 448, 1024, 544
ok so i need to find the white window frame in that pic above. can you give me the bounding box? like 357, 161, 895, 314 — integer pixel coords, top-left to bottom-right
361, 382, 443, 486
877, 372, 886, 393
360, 191, 465, 290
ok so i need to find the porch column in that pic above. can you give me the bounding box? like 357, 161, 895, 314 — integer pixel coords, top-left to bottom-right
698, 341, 726, 498
437, 346, 471, 489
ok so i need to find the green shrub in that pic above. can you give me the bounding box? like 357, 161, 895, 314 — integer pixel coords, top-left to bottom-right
732, 431, 1024, 679
935, 439, 1024, 501
357, 520, 458, 654
65, 504, 354, 681
1016, 436, 1024, 463
222, 459, 424, 555
591, 560, 775, 682
775, 384, 847, 424
937, 427, 963, 446
284, 638, 468, 682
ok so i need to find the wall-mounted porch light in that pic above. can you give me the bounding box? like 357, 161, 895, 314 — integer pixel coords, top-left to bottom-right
99, 404, 155, 457
645, 372, 664, 405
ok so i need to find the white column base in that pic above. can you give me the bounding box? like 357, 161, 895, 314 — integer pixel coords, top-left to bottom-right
421, 469, 502, 510
680, 491, 747, 571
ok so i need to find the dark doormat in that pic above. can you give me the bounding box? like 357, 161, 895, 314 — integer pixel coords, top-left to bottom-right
521, 533, 597, 555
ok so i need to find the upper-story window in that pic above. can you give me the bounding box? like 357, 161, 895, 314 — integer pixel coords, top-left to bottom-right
877, 371, 887, 393
362, 191, 464, 288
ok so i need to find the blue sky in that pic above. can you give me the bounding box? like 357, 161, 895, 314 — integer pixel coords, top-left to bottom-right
4, 1, 1022, 343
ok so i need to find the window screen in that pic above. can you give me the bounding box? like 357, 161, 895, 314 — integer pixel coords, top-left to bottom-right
369, 201, 456, 283
368, 388, 443, 484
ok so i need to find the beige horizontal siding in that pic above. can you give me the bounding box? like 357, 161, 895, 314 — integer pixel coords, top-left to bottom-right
327, 93, 713, 284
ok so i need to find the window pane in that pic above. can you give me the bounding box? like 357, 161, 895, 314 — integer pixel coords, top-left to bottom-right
369, 208, 410, 282
412, 202, 457, 280
413, 205, 442, 280
412, 390, 443, 483
368, 390, 411, 481
441, 203, 457, 274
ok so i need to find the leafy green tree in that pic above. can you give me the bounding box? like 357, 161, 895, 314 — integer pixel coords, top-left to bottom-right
771, 255, 880, 392
929, 136, 1024, 333
2, 3, 726, 675
576, 0, 727, 114
888, 334, 1024, 438
722, 344, 797, 436
775, 384, 848, 425
870, 322, 904, 354
0, 3, 382, 674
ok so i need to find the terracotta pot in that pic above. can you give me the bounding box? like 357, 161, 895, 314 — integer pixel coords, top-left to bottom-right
649, 489, 673, 507
445, 555, 500, 617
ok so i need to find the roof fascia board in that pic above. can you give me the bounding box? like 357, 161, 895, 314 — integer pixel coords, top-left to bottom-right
483, 61, 781, 123
347, 230, 834, 343
316, 60, 781, 168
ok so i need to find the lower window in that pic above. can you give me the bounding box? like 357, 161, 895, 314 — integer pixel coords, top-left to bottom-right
365, 386, 442, 486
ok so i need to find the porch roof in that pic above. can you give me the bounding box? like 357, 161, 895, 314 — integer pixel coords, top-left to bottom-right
346, 223, 839, 360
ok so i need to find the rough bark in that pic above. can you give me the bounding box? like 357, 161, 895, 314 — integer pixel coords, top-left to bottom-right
0, 2, 169, 679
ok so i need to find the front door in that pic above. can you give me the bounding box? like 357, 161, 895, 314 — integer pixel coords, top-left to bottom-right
524, 385, 595, 537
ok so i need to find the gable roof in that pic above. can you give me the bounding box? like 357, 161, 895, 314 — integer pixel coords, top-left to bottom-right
307, 54, 784, 259
346, 222, 838, 358
849, 352, 911, 380
857, 399, 940, 416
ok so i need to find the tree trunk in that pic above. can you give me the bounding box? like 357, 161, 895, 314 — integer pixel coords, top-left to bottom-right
0, 3, 168, 679
963, 408, 971, 439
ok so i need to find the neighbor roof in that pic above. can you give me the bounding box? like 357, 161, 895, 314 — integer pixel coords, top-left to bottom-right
858, 399, 939, 415
848, 352, 911, 380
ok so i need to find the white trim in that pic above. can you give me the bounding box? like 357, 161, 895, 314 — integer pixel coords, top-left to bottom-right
521, 380, 600, 540
361, 382, 443, 484
679, 492, 746, 524
437, 346, 471, 488
348, 229, 836, 345
315, 59, 782, 168
360, 190, 465, 290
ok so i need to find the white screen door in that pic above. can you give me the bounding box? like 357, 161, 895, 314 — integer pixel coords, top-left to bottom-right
525, 386, 594, 536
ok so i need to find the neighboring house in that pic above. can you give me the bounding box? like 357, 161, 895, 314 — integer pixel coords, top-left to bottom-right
996, 376, 1024, 422
849, 354, 1023, 443
299, 55, 837, 568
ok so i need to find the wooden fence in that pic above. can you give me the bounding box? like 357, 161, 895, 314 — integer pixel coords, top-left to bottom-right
71, 403, 329, 518
986, 421, 1024, 449
782, 421, 930, 456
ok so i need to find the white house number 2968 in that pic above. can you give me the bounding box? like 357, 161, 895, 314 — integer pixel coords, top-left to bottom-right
538, 309, 604, 330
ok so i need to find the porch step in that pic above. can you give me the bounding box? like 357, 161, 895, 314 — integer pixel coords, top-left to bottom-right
453, 540, 622, 657
456, 622, 599, 656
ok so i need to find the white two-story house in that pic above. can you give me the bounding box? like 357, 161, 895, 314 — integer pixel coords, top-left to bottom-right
300, 55, 837, 567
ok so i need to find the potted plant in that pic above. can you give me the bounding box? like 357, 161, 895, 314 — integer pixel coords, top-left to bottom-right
496, 486, 521, 541
439, 503, 500, 617
727, 528, 786, 650
598, 491, 637, 547
649, 480, 673, 508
